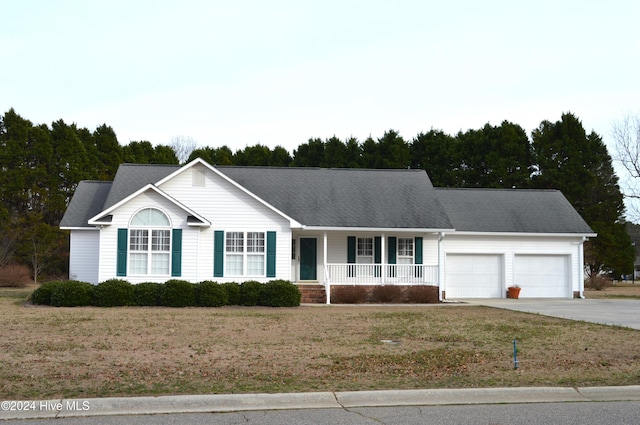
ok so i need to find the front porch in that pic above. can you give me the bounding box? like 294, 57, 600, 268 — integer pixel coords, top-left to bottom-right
324, 263, 439, 286
292, 231, 443, 303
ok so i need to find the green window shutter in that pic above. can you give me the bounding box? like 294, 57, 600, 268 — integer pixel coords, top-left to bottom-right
374, 236, 382, 277
347, 236, 356, 263
388, 237, 397, 264
266, 231, 276, 278
415, 237, 423, 264
214, 230, 224, 277
117, 228, 127, 276
374, 237, 382, 264
171, 229, 182, 277
347, 236, 356, 277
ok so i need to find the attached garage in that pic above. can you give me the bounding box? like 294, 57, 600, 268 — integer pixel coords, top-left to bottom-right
445, 254, 503, 298
514, 255, 571, 298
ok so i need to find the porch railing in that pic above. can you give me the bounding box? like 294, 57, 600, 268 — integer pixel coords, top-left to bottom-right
325, 263, 438, 286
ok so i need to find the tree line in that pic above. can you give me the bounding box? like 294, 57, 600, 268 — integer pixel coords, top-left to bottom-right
0, 108, 633, 281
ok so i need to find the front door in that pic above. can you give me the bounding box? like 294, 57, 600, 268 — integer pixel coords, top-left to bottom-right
299, 238, 317, 280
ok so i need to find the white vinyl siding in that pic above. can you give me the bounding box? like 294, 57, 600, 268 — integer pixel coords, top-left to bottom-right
69, 230, 100, 284
158, 164, 291, 283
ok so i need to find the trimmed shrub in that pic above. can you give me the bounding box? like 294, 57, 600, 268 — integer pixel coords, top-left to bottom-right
196, 281, 228, 307
50, 280, 94, 307
405, 285, 439, 303
222, 282, 241, 305
31, 280, 65, 305
240, 280, 263, 306
0, 263, 32, 288
161, 279, 196, 307
92, 279, 134, 307
372, 285, 403, 303
331, 285, 369, 304
259, 280, 301, 307
134, 282, 163, 306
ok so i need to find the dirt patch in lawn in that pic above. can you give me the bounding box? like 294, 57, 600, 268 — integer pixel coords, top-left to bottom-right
1, 289, 640, 399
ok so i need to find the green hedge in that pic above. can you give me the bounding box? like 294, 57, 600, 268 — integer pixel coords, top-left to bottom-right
31, 280, 65, 305
160, 279, 196, 307
133, 282, 163, 306
50, 280, 94, 307
196, 281, 228, 307
260, 279, 301, 307
222, 282, 241, 305
240, 280, 263, 306
31, 279, 300, 308
92, 279, 134, 307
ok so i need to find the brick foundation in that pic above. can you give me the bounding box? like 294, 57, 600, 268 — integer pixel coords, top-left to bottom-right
296, 284, 327, 304
296, 284, 440, 304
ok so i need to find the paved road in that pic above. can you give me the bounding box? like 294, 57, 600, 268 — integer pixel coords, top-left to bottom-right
3, 387, 640, 421
5, 401, 640, 425
460, 298, 640, 329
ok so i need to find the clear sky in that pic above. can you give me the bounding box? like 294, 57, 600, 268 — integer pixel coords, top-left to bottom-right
2, 0, 639, 156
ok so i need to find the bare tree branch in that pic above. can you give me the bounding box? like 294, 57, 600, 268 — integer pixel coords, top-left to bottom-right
613, 112, 640, 222
170, 136, 198, 164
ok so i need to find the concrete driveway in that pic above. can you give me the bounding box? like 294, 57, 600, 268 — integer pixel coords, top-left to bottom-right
461, 298, 640, 330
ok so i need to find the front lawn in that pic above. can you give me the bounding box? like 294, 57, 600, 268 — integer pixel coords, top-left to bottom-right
1, 286, 639, 399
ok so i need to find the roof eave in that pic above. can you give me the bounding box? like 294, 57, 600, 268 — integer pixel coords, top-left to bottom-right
88, 184, 211, 227
442, 231, 597, 238
300, 226, 456, 233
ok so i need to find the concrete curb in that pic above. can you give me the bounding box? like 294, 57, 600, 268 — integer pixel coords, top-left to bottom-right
2, 386, 640, 420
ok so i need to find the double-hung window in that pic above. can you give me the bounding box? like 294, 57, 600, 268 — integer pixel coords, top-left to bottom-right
356, 237, 374, 276
226, 232, 266, 276
129, 208, 171, 275
225, 232, 244, 275
247, 232, 265, 275
397, 237, 414, 277
397, 238, 414, 264
357, 237, 373, 264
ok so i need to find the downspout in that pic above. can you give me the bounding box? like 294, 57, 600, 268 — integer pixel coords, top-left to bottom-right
438, 232, 445, 301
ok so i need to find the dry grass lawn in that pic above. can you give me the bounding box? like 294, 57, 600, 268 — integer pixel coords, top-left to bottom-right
585, 282, 640, 299
1, 284, 640, 400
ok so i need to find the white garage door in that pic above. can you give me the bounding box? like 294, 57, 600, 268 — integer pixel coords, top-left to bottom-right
446, 254, 503, 298
514, 255, 571, 298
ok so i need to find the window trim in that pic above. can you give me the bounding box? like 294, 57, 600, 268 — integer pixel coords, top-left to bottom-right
128, 208, 172, 276
397, 237, 414, 264
225, 231, 267, 277
356, 237, 374, 264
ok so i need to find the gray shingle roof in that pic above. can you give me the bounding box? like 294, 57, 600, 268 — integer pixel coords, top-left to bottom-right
435, 188, 595, 234
217, 167, 453, 229
60, 161, 595, 235
103, 164, 180, 209
59, 181, 113, 228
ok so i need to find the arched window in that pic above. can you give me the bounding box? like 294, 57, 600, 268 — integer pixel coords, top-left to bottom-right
129, 208, 171, 275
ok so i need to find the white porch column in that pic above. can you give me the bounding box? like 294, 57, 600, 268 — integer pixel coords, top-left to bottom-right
578, 236, 586, 299
324, 231, 330, 304
381, 233, 385, 284
438, 232, 445, 301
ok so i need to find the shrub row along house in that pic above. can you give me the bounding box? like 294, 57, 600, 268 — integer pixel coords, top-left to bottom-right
60, 158, 595, 302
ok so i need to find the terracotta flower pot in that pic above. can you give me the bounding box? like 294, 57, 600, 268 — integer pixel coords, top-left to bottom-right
507, 287, 521, 299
